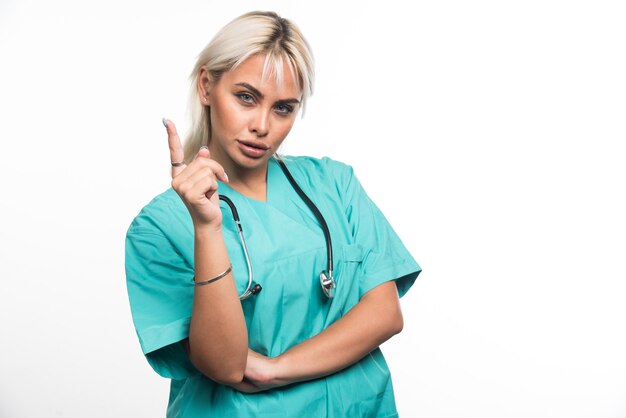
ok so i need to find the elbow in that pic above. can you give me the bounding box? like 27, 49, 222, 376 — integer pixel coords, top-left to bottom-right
375, 308, 404, 342
210, 368, 245, 386
189, 351, 246, 386
389, 310, 404, 336
381, 300, 404, 338
364, 281, 404, 340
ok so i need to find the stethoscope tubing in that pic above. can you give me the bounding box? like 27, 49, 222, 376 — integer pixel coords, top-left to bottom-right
275, 156, 334, 278
218, 195, 255, 300
218, 155, 334, 300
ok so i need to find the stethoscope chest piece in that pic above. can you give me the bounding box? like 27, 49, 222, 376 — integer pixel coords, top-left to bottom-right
320, 271, 336, 298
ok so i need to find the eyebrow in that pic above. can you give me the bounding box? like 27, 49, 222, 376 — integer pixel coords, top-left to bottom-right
235, 82, 300, 105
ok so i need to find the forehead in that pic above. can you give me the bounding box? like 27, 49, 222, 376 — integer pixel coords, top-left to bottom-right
221, 54, 301, 98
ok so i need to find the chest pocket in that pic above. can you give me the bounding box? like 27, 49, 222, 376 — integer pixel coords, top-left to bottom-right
318, 243, 367, 323
341, 243, 365, 263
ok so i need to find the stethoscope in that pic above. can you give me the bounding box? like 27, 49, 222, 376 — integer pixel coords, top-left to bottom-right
218, 156, 335, 300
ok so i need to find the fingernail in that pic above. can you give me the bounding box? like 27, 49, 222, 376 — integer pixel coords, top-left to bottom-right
162, 117, 167, 128
200, 145, 208, 150
224, 172, 229, 183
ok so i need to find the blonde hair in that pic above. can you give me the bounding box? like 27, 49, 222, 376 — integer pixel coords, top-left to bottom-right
183, 11, 315, 163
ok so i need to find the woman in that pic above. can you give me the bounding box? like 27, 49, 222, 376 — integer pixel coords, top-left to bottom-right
126, 11, 421, 417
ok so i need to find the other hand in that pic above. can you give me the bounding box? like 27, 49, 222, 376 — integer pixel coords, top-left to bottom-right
230, 349, 285, 393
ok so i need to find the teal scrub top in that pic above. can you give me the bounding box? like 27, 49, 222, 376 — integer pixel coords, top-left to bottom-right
125, 156, 422, 417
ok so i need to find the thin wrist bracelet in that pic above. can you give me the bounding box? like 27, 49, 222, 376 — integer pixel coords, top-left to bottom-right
193, 264, 232, 286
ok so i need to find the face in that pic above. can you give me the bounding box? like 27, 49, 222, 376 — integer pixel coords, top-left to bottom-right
200, 54, 302, 173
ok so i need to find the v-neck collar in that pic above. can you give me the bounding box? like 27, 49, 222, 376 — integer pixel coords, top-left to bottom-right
217, 156, 319, 228
217, 155, 326, 255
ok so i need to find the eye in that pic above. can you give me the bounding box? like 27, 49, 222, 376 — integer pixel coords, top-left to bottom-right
236, 93, 254, 104
275, 104, 294, 115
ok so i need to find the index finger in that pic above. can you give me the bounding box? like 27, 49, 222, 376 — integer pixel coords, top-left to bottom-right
163, 118, 186, 178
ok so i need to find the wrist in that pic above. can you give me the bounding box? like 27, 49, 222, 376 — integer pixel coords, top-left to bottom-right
194, 223, 223, 238
271, 354, 294, 386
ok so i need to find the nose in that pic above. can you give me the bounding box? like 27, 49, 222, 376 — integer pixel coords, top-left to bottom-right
249, 108, 270, 138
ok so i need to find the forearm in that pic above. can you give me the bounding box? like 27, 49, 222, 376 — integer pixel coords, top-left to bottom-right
188, 226, 248, 385
274, 281, 403, 385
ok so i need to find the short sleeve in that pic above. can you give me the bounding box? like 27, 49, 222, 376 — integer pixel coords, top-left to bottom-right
125, 193, 198, 379
337, 162, 422, 298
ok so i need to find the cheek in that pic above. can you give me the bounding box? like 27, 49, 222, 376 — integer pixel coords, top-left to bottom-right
211, 97, 246, 133
274, 117, 297, 138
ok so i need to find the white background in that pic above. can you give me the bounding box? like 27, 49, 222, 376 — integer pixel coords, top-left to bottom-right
1, 0, 625, 417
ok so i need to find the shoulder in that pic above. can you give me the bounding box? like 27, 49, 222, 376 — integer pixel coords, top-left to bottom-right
277, 155, 356, 187
276, 155, 362, 212
126, 188, 190, 238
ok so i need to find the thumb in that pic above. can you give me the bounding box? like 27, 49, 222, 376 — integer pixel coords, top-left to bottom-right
196, 145, 210, 159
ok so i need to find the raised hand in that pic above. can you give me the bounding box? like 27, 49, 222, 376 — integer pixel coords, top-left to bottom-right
164, 118, 229, 228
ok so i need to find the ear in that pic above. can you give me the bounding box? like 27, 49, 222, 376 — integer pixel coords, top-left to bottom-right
197, 66, 212, 106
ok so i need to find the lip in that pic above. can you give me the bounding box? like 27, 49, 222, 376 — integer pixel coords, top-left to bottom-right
237, 139, 270, 158
238, 139, 270, 150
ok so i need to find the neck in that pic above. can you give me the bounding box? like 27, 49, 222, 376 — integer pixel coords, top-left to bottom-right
211, 147, 271, 201
227, 166, 268, 201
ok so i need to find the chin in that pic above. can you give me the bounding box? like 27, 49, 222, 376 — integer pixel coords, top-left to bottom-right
232, 153, 270, 170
